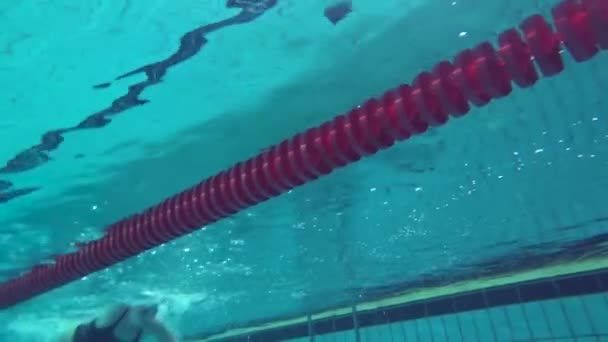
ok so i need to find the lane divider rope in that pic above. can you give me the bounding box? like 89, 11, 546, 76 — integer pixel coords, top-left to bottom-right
0, 0, 606, 309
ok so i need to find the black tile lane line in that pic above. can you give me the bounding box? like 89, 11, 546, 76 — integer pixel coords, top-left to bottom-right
0, 0, 278, 204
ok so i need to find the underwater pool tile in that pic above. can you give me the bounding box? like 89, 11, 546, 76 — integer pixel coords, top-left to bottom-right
452, 291, 486, 312
384, 302, 427, 324
425, 316, 449, 342
554, 273, 602, 296
595, 269, 608, 289
470, 309, 499, 342
312, 318, 336, 335
332, 314, 355, 332
455, 312, 482, 342
486, 306, 516, 341
237, 323, 310, 341
354, 310, 376, 328
503, 304, 534, 341
484, 286, 520, 306
518, 280, 558, 301
520, 301, 553, 340
279, 324, 310, 340
441, 314, 465, 342
581, 294, 608, 334
560, 296, 596, 336
415, 316, 436, 342
425, 297, 456, 316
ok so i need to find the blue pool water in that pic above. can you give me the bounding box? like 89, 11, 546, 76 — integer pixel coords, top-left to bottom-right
0, 0, 607, 340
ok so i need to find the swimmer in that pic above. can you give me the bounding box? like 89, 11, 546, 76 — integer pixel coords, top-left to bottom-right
58, 303, 176, 342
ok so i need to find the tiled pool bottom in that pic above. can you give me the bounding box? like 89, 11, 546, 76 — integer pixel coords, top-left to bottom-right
291, 291, 608, 341
197, 266, 608, 342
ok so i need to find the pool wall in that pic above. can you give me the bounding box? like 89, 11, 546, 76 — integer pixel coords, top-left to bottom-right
292, 291, 608, 341
196, 267, 608, 341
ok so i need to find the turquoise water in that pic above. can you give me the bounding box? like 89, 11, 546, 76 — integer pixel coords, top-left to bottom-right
1, 0, 607, 340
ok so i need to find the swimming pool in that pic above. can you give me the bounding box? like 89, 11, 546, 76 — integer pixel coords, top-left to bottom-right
0, 0, 607, 340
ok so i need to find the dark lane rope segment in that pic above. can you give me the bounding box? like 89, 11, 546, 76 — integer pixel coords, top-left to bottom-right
0, 0, 606, 309
0, 0, 278, 203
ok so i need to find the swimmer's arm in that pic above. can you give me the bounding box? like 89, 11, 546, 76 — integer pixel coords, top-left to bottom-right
143, 318, 176, 342
95, 303, 129, 327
